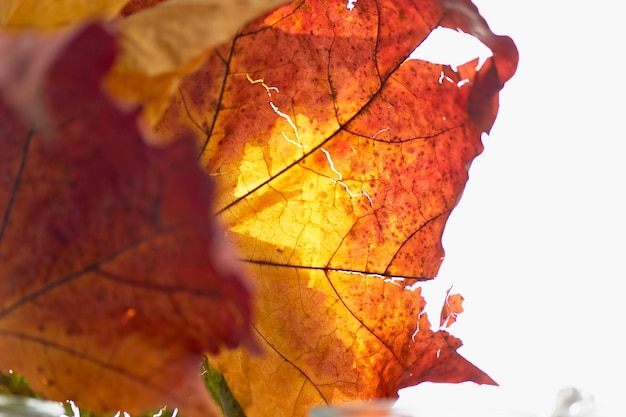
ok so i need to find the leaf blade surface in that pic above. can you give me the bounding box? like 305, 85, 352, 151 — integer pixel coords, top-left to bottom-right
0, 24, 254, 417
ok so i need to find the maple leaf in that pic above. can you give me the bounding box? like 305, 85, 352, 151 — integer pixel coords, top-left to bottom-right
151, 0, 517, 416
0, 24, 254, 417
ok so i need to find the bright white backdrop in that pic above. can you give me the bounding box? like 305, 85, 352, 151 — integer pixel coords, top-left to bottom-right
397, 0, 626, 415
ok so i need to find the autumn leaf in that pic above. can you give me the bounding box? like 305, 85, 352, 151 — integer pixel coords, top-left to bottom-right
0, 0, 517, 416
0, 0, 129, 28
149, 0, 517, 416
0, 24, 254, 417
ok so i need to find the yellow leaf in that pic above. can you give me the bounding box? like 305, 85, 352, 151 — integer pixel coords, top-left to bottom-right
0, 0, 129, 28
107, 0, 293, 126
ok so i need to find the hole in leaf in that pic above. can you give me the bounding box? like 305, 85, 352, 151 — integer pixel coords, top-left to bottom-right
410, 27, 492, 70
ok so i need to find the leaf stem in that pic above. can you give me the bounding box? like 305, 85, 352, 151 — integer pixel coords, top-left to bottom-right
201, 357, 247, 417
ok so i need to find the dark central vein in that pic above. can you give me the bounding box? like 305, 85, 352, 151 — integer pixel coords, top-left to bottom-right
0, 225, 182, 320
0, 130, 33, 244
238, 259, 432, 281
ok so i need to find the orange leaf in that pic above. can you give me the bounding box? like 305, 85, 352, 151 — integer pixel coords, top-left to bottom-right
0, 24, 254, 416
154, 0, 517, 416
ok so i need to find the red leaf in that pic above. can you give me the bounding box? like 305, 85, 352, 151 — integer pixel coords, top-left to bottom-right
0, 24, 253, 416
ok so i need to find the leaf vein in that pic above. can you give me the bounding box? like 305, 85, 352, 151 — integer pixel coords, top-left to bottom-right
0, 130, 33, 244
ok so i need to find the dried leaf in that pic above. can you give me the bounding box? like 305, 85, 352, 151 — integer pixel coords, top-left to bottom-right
151, 0, 517, 416
0, 24, 253, 416
0, 0, 128, 28
114, 0, 294, 76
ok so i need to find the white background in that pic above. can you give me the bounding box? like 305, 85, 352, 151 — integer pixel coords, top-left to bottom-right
397, 0, 626, 415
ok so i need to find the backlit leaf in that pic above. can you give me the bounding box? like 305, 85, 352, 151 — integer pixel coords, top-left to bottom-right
152, 0, 517, 416
0, 0, 128, 28
0, 24, 254, 416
